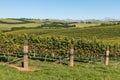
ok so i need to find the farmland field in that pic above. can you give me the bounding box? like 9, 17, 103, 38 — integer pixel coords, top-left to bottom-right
5, 23, 120, 44
0, 18, 120, 80
0, 18, 99, 31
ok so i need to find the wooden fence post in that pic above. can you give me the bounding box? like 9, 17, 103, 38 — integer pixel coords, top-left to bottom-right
105, 46, 110, 65
51, 49, 55, 57
23, 40, 28, 70
70, 44, 74, 67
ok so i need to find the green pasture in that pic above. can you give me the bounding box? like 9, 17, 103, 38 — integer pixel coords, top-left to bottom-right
0, 60, 120, 80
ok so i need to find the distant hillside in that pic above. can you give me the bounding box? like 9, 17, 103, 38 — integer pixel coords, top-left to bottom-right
4, 23, 120, 45
0, 18, 102, 31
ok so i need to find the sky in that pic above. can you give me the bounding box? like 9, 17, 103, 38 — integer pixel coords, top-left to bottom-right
0, 0, 120, 20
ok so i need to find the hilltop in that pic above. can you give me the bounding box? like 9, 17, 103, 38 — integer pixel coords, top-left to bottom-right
0, 18, 105, 31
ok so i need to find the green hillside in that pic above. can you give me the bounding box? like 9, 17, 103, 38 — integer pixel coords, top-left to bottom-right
5, 24, 120, 44
0, 18, 100, 31
0, 18, 41, 31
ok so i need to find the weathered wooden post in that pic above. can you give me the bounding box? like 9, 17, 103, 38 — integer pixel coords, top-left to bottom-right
23, 40, 28, 70
33, 53, 36, 57
105, 46, 110, 65
51, 49, 55, 57
70, 44, 74, 67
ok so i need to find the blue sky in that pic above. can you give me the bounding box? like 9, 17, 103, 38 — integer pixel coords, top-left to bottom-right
0, 0, 120, 19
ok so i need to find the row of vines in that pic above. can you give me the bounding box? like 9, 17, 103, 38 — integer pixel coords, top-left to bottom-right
0, 33, 120, 62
